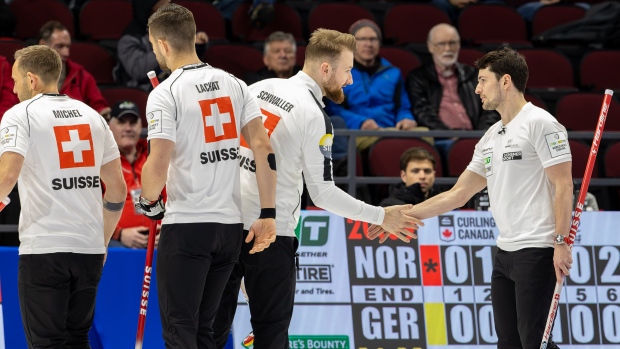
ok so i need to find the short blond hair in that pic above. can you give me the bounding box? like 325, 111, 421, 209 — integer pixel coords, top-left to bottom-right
148, 3, 196, 54
14, 45, 62, 85
305, 29, 356, 64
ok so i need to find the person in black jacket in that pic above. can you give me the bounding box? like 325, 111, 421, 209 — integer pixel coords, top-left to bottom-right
244, 31, 301, 85
407, 24, 499, 132
380, 147, 442, 206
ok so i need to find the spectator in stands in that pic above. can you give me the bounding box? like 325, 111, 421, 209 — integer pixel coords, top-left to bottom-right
38, 21, 111, 119
380, 147, 442, 206
0, 55, 18, 119
105, 101, 160, 248
244, 31, 301, 85
116, 0, 208, 91
407, 24, 499, 153
431, 0, 505, 24
517, 0, 589, 22
325, 19, 418, 151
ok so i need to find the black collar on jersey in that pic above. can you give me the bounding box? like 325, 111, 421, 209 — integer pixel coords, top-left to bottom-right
182, 62, 209, 70
42, 93, 67, 97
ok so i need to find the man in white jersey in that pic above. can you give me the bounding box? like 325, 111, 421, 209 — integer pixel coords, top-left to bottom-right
370, 46, 573, 349
0, 45, 125, 348
136, 4, 278, 348
213, 29, 424, 349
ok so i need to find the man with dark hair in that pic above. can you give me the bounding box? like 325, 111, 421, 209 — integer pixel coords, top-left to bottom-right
1, 45, 125, 348
245, 31, 301, 85
138, 4, 277, 348
374, 46, 572, 348
38, 20, 111, 119
380, 147, 442, 206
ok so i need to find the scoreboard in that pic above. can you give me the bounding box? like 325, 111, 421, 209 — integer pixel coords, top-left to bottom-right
232, 211, 620, 349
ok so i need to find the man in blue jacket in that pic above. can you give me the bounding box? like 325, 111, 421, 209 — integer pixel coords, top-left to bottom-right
325, 19, 418, 150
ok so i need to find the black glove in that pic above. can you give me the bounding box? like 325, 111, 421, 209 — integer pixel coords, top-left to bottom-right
136, 195, 165, 220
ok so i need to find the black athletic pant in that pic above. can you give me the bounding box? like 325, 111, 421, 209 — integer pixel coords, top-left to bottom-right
18, 253, 104, 349
214, 231, 298, 349
157, 222, 243, 349
491, 247, 559, 349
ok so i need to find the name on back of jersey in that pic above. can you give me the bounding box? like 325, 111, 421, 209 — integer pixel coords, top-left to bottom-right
52, 109, 83, 118
195, 81, 220, 93
257, 91, 295, 113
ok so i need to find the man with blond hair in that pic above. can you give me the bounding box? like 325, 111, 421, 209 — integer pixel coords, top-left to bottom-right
213, 28, 423, 349
1, 45, 125, 348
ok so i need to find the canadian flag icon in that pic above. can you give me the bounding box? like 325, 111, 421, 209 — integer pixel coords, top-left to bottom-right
440, 228, 455, 242
53, 124, 95, 169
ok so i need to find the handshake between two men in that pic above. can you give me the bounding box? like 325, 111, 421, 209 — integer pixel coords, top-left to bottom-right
370, 204, 425, 244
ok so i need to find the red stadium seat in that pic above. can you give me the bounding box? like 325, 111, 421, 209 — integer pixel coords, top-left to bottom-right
520, 49, 575, 90
296, 45, 305, 67
11, 0, 74, 40
232, 3, 303, 43
458, 48, 485, 67
100, 87, 149, 125
308, 3, 374, 35
379, 47, 421, 78
70, 42, 116, 85
458, 5, 529, 46
368, 138, 442, 177
383, 4, 451, 46
569, 139, 598, 178
204, 45, 264, 81
80, 0, 133, 41
176, 1, 227, 42
447, 138, 479, 176
556, 93, 620, 132
0, 39, 25, 64
532, 5, 586, 36
580, 50, 620, 92
604, 142, 620, 178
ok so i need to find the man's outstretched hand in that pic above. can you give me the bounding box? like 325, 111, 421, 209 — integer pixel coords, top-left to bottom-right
247, 218, 277, 254
368, 205, 424, 243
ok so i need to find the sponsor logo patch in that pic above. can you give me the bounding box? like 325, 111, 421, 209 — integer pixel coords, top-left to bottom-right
0, 126, 17, 147
502, 151, 522, 161
545, 131, 570, 158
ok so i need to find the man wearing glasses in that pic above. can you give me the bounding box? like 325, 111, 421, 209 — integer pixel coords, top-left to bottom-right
380, 147, 442, 206
406, 24, 499, 154
325, 19, 418, 150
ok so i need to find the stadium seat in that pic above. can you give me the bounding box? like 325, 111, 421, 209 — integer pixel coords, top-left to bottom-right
519, 49, 575, 90
458, 5, 529, 46
383, 4, 451, 46
580, 50, 620, 92
379, 47, 421, 78
100, 87, 149, 125
604, 142, 620, 178
447, 138, 479, 177
368, 138, 443, 177
532, 5, 586, 36
70, 42, 116, 85
569, 139, 598, 178
11, 0, 74, 40
204, 45, 265, 81
458, 48, 485, 67
308, 3, 374, 35
176, 1, 227, 42
232, 3, 303, 43
296, 45, 305, 67
556, 93, 620, 132
0, 39, 25, 63
80, 0, 133, 41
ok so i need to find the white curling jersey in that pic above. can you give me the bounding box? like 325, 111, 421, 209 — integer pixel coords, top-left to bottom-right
0, 93, 119, 254
239, 71, 384, 236
146, 63, 261, 224
466, 102, 572, 251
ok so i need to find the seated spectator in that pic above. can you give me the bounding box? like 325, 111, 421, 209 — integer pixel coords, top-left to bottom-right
380, 147, 442, 206
38, 21, 111, 119
430, 0, 505, 24
407, 24, 499, 154
325, 19, 419, 150
0, 55, 19, 119
116, 0, 208, 91
105, 101, 160, 248
517, 0, 589, 22
244, 31, 301, 85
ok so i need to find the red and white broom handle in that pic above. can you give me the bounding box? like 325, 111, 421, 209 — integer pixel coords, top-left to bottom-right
540, 89, 614, 349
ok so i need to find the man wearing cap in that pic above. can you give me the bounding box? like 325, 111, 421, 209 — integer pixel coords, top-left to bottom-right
325, 19, 418, 150
106, 101, 161, 248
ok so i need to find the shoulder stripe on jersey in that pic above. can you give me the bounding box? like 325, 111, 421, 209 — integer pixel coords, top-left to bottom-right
24, 94, 45, 136
308, 90, 333, 182
168, 70, 185, 121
